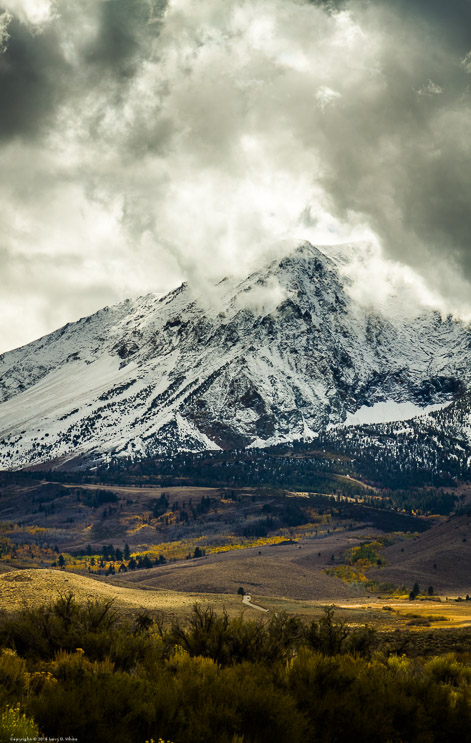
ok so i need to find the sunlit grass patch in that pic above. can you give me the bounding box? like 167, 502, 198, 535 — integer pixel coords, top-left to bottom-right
346, 536, 394, 569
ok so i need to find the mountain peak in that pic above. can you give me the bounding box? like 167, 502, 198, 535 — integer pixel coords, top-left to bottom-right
0, 241, 470, 469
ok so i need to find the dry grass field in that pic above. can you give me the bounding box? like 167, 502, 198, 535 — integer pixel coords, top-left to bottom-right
111, 529, 382, 600
367, 512, 471, 595
2, 567, 471, 636
0, 567, 243, 618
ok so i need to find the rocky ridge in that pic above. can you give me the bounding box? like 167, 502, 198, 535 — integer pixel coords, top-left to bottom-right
1, 242, 470, 469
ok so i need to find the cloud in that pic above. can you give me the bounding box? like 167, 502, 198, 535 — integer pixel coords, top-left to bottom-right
0, 0, 471, 352
316, 85, 342, 110
1, 0, 55, 26
416, 80, 442, 96
233, 274, 287, 316
462, 51, 471, 74
333, 240, 449, 318
383, 0, 471, 53
0, 11, 11, 51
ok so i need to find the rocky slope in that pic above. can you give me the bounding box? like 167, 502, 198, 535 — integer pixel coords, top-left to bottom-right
1, 242, 470, 469
319, 387, 471, 483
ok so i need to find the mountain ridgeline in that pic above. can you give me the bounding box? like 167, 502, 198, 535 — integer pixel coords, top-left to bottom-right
1, 241, 471, 478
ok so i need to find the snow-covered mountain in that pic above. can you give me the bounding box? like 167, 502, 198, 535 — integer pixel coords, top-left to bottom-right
1, 241, 471, 470
318, 386, 471, 483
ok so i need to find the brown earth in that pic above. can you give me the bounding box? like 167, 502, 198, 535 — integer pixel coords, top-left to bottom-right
110, 529, 381, 601
367, 512, 471, 596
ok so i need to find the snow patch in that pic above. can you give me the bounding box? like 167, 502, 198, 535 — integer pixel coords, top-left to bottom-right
339, 400, 451, 428
175, 413, 221, 451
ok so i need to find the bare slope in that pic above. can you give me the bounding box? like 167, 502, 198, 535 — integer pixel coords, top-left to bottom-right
368, 512, 471, 595
111, 530, 381, 601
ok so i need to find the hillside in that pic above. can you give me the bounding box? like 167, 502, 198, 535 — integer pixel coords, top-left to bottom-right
0, 567, 240, 617
367, 511, 471, 594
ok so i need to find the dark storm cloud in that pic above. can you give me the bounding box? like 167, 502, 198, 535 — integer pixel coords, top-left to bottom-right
389, 0, 471, 52
306, 0, 471, 294
0, 0, 167, 142
0, 16, 67, 140
78, 0, 166, 78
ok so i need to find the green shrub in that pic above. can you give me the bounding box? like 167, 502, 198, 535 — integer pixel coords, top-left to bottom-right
0, 650, 30, 705
425, 653, 471, 687
0, 704, 39, 743
1, 595, 471, 743
28, 651, 156, 743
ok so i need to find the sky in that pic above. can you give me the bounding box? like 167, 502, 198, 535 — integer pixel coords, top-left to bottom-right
0, 0, 471, 353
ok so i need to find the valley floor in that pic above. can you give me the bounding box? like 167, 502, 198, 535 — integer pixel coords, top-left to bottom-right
2, 567, 471, 635
2, 478, 471, 628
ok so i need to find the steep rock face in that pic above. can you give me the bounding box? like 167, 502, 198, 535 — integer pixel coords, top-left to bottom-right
0, 242, 470, 469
